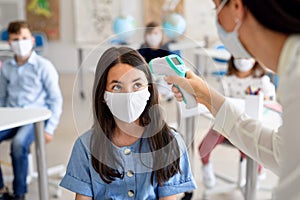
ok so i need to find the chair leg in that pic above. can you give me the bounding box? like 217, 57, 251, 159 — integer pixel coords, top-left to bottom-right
49, 180, 62, 198
27, 153, 35, 184
47, 164, 65, 177
27, 153, 65, 198
202, 190, 210, 200
202, 154, 245, 198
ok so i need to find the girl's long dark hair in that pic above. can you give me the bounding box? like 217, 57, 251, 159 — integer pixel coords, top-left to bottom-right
90, 47, 181, 186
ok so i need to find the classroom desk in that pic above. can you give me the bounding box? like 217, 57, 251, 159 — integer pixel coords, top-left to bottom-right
179, 99, 281, 200
0, 107, 51, 200
230, 98, 281, 200
193, 48, 231, 76
0, 42, 10, 51
0, 42, 13, 62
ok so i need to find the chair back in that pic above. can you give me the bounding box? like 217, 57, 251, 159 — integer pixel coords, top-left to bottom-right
32, 32, 48, 55
1, 29, 8, 41
213, 44, 230, 64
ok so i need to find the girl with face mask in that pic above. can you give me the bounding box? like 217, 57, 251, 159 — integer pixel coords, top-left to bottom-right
139, 22, 169, 63
138, 22, 177, 102
198, 57, 276, 189
165, 0, 300, 198
60, 47, 196, 200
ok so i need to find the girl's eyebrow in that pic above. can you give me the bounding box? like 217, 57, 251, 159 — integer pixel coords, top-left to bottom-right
132, 78, 142, 82
109, 80, 122, 85
109, 77, 145, 85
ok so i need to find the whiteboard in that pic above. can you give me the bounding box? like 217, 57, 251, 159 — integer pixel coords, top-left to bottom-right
73, 0, 116, 45
0, 0, 25, 30
73, 0, 144, 45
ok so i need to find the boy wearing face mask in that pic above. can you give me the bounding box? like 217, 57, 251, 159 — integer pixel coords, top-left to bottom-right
198, 57, 275, 189
138, 22, 175, 102
0, 21, 62, 200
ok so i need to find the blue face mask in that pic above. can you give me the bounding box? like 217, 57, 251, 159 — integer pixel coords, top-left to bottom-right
216, 0, 252, 59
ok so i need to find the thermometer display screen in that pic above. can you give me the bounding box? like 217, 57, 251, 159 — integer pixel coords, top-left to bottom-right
171, 57, 181, 65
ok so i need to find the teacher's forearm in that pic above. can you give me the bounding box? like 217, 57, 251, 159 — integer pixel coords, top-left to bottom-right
196, 86, 225, 117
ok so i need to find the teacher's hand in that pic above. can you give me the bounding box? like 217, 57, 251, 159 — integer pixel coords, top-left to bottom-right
164, 70, 225, 116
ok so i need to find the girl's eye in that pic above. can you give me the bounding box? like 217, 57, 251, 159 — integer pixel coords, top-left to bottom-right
133, 83, 143, 90
112, 84, 121, 92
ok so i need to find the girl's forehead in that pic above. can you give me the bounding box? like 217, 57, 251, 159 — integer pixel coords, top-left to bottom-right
151, 27, 161, 33
107, 63, 147, 81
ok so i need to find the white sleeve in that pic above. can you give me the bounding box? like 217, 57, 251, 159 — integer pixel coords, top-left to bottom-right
261, 75, 276, 100
213, 99, 282, 174
275, 43, 300, 198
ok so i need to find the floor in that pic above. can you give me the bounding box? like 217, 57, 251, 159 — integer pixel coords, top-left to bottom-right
0, 73, 278, 200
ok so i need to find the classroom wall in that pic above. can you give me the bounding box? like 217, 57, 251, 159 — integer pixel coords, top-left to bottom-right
45, 0, 77, 73
185, 0, 218, 42
45, 0, 145, 73
44, 0, 219, 73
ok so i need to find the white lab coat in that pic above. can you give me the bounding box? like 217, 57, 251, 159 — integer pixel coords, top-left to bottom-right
213, 35, 300, 199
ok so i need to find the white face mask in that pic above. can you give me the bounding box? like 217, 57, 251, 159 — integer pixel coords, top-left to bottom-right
146, 33, 162, 47
104, 87, 150, 123
216, 0, 252, 59
10, 39, 33, 57
234, 58, 255, 72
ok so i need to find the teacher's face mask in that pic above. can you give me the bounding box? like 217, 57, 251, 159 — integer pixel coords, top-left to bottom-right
216, 0, 252, 59
104, 87, 150, 123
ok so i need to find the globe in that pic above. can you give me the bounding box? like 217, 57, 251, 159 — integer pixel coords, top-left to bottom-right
112, 15, 136, 44
163, 13, 186, 40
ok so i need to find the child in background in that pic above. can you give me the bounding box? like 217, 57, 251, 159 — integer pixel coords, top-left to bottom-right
60, 47, 196, 199
0, 21, 62, 200
138, 22, 175, 102
199, 56, 276, 189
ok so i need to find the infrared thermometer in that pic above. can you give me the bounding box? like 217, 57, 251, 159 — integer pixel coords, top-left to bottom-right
149, 54, 198, 109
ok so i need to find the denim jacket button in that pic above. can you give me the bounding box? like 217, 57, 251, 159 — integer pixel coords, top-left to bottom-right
128, 190, 134, 197
127, 170, 134, 177
124, 148, 131, 155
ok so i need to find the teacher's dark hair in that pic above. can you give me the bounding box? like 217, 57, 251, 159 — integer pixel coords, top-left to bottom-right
223, 0, 300, 34
243, 0, 300, 34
